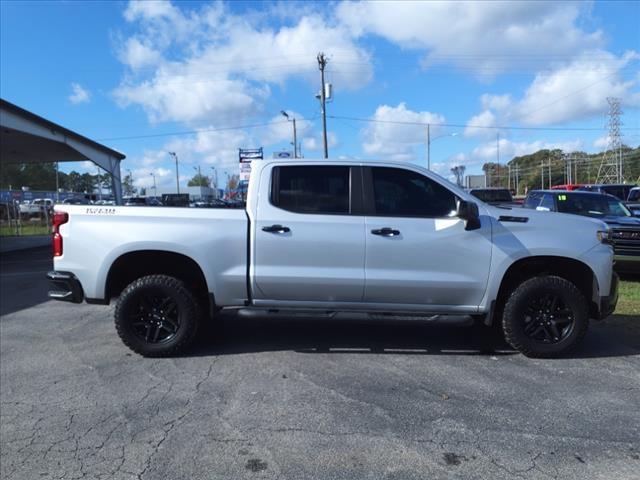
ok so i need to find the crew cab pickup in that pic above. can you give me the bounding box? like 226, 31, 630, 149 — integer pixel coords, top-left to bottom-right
47, 159, 618, 358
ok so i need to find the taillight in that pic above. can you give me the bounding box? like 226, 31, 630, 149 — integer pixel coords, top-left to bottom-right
52, 211, 69, 257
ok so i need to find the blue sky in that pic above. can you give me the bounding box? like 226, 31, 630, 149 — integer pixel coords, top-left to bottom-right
1, 0, 639, 190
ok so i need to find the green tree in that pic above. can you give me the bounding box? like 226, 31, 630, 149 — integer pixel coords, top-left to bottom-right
187, 173, 210, 187
123, 173, 137, 196
0, 162, 58, 190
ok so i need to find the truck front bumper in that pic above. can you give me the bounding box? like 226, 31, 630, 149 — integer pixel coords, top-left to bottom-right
46, 271, 84, 303
598, 272, 619, 320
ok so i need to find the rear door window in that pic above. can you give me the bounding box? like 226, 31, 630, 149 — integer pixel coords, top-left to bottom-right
271, 166, 350, 214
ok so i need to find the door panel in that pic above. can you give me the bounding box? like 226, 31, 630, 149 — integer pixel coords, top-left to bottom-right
253, 165, 365, 302
365, 216, 492, 306
363, 167, 492, 307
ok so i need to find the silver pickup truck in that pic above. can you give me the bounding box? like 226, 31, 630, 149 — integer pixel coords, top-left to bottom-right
47, 159, 618, 358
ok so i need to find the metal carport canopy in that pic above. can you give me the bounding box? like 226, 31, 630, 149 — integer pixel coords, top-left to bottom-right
0, 98, 126, 204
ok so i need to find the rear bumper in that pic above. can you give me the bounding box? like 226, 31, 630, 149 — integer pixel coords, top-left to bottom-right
598, 272, 619, 319
46, 271, 84, 303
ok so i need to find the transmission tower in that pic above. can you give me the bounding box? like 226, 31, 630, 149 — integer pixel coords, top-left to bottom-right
596, 97, 623, 184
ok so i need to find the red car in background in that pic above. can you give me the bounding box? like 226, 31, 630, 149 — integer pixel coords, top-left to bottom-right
550, 184, 584, 191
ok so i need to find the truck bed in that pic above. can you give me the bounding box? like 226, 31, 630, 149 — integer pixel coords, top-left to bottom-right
53, 205, 249, 305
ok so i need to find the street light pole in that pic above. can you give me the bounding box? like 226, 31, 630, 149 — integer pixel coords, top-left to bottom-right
292, 118, 297, 158
150, 172, 157, 196
428, 129, 459, 171
168, 152, 180, 194
210, 166, 218, 192
281, 111, 298, 158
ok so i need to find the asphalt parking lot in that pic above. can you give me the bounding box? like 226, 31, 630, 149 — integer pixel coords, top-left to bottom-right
1, 247, 639, 480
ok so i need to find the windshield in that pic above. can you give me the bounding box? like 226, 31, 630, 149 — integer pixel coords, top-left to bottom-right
556, 194, 632, 217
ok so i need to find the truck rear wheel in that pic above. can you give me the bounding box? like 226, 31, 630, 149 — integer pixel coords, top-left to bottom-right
115, 275, 200, 357
502, 275, 589, 358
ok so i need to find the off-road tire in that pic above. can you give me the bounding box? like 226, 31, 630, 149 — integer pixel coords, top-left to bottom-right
502, 275, 589, 358
115, 275, 200, 357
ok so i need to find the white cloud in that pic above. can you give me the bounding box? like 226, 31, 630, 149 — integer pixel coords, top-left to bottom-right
514, 50, 640, 125
68, 83, 91, 104
481, 94, 513, 112
114, 1, 372, 125
114, 73, 267, 124
464, 110, 497, 138
301, 132, 338, 154
337, 1, 603, 77
124, 0, 181, 23
464, 50, 639, 130
261, 111, 313, 147
593, 135, 610, 150
118, 37, 163, 69
472, 138, 584, 162
362, 103, 445, 161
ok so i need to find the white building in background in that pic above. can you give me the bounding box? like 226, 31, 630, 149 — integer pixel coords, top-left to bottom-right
465, 175, 487, 189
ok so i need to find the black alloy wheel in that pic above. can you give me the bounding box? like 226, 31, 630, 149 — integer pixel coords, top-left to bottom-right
115, 275, 201, 357
522, 293, 575, 344
502, 275, 589, 358
130, 294, 181, 344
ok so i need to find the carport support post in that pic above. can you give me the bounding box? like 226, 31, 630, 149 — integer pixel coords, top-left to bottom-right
110, 160, 123, 205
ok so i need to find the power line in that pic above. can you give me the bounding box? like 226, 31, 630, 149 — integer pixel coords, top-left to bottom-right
327, 115, 639, 132
95, 120, 290, 142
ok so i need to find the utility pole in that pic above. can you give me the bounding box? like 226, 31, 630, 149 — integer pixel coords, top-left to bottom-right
427, 124, 431, 170
515, 165, 520, 196
541, 162, 545, 189
548, 157, 551, 187
496, 132, 500, 187
508, 163, 511, 190
150, 172, 157, 195
317, 52, 329, 159
168, 151, 180, 194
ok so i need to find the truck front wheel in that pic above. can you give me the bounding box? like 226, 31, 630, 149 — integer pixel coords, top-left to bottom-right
115, 275, 200, 357
502, 275, 589, 358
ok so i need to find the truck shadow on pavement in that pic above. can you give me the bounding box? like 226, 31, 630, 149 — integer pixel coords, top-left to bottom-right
187, 314, 640, 359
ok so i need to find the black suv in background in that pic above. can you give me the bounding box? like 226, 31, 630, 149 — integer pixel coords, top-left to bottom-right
524, 190, 639, 274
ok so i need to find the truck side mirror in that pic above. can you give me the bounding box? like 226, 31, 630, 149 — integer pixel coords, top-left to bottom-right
457, 200, 481, 231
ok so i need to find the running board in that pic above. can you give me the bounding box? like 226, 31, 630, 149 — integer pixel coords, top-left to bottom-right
233, 308, 473, 324
367, 313, 474, 323
236, 308, 337, 319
